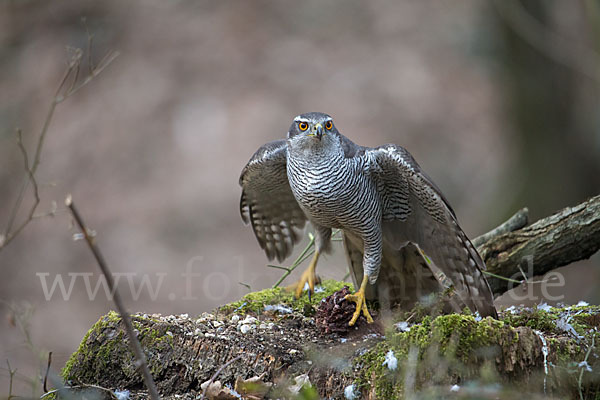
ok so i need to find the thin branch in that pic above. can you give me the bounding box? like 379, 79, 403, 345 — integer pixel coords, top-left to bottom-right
41, 384, 119, 400
472, 208, 528, 248
32, 201, 61, 219
481, 270, 521, 284
578, 334, 595, 400
68, 56, 81, 94
43, 352, 52, 393
1, 41, 118, 252
272, 235, 316, 289
2, 301, 36, 355
4, 52, 76, 238
200, 355, 243, 400
57, 50, 119, 102
1, 130, 42, 248
85, 21, 94, 74
266, 264, 291, 272
271, 229, 342, 288
6, 360, 16, 400
65, 195, 160, 400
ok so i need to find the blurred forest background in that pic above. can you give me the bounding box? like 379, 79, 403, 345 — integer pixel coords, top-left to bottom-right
0, 0, 599, 395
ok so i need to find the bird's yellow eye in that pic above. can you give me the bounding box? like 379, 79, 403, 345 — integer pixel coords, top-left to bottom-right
325, 120, 332, 130
298, 122, 309, 131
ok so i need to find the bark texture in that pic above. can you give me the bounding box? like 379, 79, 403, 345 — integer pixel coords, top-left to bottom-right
477, 194, 600, 296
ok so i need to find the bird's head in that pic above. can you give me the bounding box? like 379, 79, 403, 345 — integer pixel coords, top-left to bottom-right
287, 112, 341, 153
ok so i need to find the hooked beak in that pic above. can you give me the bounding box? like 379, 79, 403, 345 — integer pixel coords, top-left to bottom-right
309, 124, 323, 140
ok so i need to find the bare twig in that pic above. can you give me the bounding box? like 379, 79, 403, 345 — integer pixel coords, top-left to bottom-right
1, 302, 47, 395
271, 229, 342, 288
1, 41, 118, 252
65, 195, 160, 400
32, 201, 60, 219
43, 352, 52, 393
480, 270, 521, 284
200, 355, 243, 400
2, 129, 43, 248
271, 235, 316, 289
578, 333, 595, 400
2, 301, 36, 355
84, 20, 94, 74
58, 50, 119, 102
266, 264, 291, 272
472, 208, 528, 248
6, 359, 16, 400
41, 384, 119, 400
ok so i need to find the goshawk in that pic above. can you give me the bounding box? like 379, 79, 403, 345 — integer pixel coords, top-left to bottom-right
240, 112, 497, 325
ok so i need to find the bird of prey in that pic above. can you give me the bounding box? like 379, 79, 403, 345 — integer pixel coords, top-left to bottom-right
239, 112, 497, 325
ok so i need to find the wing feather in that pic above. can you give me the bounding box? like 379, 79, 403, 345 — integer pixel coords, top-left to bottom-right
239, 140, 307, 262
360, 144, 497, 318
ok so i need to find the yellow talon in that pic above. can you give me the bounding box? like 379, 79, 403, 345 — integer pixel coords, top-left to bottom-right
345, 274, 374, 326
287, 251, 320, 300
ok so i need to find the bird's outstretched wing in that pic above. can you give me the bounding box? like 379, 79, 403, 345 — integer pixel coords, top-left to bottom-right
240, 140, 307, 262
356, 144, 497, 318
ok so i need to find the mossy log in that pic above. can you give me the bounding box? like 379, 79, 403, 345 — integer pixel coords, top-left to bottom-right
59, 196, 600, 399
61, 280, 600, 399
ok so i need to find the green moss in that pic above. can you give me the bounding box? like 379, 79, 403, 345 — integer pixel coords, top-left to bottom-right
501, 305, 600, 337
62, 311, 123, 380
350, 304, 600, 399
136, 321, 173, 345
62, 311, 176, 384
431, 315, 507, 361
502, 308, 558, 332
62, 329, 90, 380
218, 279, 352, 315
354, 314, 515, 397
353, 343, 402, 398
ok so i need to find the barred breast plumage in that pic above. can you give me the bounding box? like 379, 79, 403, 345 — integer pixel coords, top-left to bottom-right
287, 146, 379, 231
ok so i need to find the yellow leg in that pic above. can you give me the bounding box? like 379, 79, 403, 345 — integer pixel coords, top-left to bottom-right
288, 251, 320, 300
345, 274, 374, 325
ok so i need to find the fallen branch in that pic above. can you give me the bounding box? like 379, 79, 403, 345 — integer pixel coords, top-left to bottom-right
472, 207, 529, 248
476, 195, 600, 296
